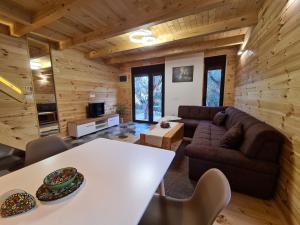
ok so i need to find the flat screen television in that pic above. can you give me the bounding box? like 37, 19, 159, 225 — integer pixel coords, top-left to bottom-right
87, 102, 105, 117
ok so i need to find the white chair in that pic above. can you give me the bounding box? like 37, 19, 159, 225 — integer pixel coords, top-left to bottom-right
139, 168, 231, 225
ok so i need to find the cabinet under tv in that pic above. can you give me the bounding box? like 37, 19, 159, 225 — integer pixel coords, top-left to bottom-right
67, 114, 119, 138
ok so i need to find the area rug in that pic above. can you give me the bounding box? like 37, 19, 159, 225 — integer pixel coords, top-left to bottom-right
64, 122, 152, 148
61, 123, 196, 198
163, 140, 196, 198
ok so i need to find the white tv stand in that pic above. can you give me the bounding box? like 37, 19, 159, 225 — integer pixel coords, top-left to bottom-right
68, 114, 119, 138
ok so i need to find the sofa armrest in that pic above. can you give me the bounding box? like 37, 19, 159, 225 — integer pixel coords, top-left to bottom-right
178, 106, 226, 120
185, 144, 278, 175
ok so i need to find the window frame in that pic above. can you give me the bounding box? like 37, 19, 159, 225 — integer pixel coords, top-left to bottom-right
131, 64, 165, 123
202, 55, 226, 107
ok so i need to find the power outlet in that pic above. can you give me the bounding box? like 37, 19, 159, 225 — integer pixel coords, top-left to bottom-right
89, 92, 96, 98
24, 86, 32, 94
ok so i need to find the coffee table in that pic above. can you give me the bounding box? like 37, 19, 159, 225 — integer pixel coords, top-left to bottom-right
140, 122, 184, 150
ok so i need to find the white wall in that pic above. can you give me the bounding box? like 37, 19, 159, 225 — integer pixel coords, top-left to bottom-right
165, 53, 204, 115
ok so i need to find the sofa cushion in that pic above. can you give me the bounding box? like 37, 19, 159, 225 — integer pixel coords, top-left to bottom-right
192, 121, 226, 147
185, 144, 278, 175
178, 106, 226, 120
209, 107, 226, 119
179, 118, 204, 138
225, 107, 259, 130
240, 123, 284, 162
180, 119, 202, 129
224, 107, 284, 162
212, 111, 227, 126
220, 123, 244, 149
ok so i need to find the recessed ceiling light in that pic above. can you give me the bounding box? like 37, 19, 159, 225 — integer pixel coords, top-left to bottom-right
129, 29, 157, 46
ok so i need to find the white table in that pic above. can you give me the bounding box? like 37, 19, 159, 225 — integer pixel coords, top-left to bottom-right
0, 138, 175, 225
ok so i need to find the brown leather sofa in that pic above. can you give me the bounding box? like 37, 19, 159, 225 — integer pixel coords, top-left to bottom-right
178, 106, 284, 199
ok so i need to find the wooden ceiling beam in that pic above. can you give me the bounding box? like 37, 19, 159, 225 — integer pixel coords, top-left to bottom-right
30, 27, 69, 43
60, 0, 229, 49
88, 13, 257, 59
0, 0, 31, 25
11, 0, 81, 37
105, 35, 245, 65
0, 23, 9, 35
119, 58, 166, 70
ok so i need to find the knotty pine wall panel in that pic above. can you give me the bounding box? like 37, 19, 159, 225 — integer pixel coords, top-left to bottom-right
234, 0, 300, 224
0, 33, 39, 150
51, 48, 120, 136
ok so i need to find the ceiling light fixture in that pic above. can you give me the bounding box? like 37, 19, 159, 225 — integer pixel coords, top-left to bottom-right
30, 61, 41, 70
129, 29, 157, 46
40, 75, 48, 82
237, 50, 243, 56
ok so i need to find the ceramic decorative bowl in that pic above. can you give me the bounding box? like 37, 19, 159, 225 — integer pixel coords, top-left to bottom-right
43, 167, 77, 191
0, 189, 36, 217
37, 173, 84, 201
160, 122, 170, 128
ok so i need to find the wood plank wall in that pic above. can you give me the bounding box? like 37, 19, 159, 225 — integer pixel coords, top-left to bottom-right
118, 47, 237, 122
0, 33, 39, 150
233, 0, 300, 224
51, 48, 120, 136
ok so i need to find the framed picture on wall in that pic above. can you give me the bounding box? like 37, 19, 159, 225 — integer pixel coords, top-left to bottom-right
172, 65, 194, 82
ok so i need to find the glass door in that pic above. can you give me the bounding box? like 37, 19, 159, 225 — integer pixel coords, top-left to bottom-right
132, 64, 165, 123
134, 75, 149, 121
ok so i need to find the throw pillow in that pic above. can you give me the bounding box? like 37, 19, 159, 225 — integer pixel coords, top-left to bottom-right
220, 123, 243, 149
212, 111, 227, 126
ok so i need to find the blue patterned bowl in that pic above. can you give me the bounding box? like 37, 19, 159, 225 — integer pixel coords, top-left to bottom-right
43, 167, 77, 191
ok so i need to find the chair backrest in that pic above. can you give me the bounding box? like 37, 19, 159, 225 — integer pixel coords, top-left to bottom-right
25, 135, 68, 166
190, 169, 231, 225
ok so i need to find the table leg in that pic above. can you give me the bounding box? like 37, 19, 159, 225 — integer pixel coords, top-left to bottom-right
159, 179, 166, 196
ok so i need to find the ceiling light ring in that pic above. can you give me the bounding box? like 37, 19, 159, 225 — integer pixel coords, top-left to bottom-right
129, 29, 157, 45
142, 36, 157, 46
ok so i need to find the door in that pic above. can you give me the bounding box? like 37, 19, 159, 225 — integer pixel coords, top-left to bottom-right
132, 64, 165, 123
203, 55, 226, 106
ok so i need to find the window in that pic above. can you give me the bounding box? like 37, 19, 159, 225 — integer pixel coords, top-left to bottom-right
203, 55, 226, 107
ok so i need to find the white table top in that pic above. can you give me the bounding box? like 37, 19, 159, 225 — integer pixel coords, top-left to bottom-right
0, 138, 175, 225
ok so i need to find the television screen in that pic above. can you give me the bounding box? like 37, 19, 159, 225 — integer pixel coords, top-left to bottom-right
88, 102, 105, 117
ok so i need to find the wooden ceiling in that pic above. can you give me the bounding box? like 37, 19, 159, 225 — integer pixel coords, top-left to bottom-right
0, 0, 265, 65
